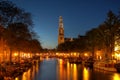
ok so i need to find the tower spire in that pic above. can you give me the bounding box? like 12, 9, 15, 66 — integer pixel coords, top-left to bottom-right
59, 16, 63, 28
58, 16, 64, 45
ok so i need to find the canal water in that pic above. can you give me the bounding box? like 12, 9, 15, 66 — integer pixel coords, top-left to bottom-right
15, 58, 120, 80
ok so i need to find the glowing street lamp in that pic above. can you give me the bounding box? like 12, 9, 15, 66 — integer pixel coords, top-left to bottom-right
14, 52, 18, 57
84, 53, 88, 57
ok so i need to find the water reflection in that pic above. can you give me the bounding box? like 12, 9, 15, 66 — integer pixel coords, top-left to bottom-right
58, 59, 78, 80
15, 61, 40, 80
58, 59, 66, 80
73, 64, 77, 80
83, 68, 89, 80
113, 73, 120, 80
67, 62, 70, 80
15, 59, 120, 80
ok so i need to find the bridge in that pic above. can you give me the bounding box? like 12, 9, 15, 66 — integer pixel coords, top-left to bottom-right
38, 52, 86, 63
39, 52, 81, 58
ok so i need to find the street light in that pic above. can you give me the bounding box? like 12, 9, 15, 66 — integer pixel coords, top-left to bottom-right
84, 53, 88, 57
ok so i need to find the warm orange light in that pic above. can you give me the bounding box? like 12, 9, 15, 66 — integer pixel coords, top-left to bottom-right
67, 62, 70, 80
113, 73, 120, 80
15, 77, 19, 80
100, 56, 102, 60
46, 56, 49, 60
115, 53, 120, 60
73, 64, 77, 80
59, 59, 64, 80
14, 53, 18, 57
83, 68, 89, 80
22, 72, 27, 80
59, 59, 63, 64
36, 53, 39, 56
112, 54, 114, 57
56, 52, 58, 55
84, 53, 88, 56
74, 52, 76, 56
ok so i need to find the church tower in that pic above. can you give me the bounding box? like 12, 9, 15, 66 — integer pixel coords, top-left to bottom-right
58, 16, 64, 45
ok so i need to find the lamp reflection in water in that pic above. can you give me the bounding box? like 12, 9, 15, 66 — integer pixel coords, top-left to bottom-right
15, 69, 32, 80
67, 61, 70, 80
73, 64, 77, 80
22, 69, 31, 80
83, 68, 89, 80
58, 59, 78, 80
59, 59, 67, 80
15, 62, 39, 80
113, 73, 120, 80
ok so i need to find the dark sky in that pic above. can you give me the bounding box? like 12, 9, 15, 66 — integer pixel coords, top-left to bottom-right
9, 0, 120, 49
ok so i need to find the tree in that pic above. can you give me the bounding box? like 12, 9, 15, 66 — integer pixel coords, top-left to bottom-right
103, 10, 119, 59
92, 10, 120, 59
0, 25, 4, 38
0, 0, 34, 62
29, 39, 42, 53
115, 10, 120, 41
0, 0, 33, 27
85, 28, 101, 57
71, 35, 87, 53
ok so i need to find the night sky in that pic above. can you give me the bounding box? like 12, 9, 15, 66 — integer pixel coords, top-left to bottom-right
9, 0, 120, 49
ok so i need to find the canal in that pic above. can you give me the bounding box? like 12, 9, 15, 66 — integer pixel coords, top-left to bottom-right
15, 58, 120, 80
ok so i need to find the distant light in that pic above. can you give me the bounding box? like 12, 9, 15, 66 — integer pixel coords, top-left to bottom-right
84, 53, 88, 57
14, 52, 18, 57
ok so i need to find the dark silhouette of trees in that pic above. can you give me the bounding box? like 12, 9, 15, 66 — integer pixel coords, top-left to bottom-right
97, 11, 120, 59
28, 39, 42, 54
0, 0, 42, 62
85, 28, 100, 56
84, 10, 120, 59
57, 41, 73, 52
0, 0, 33, 27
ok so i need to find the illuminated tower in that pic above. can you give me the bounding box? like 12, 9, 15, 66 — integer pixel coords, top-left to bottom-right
58, 16, 64, 45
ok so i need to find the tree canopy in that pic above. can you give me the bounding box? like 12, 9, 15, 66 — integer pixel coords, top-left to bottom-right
0, 0, 42, 62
